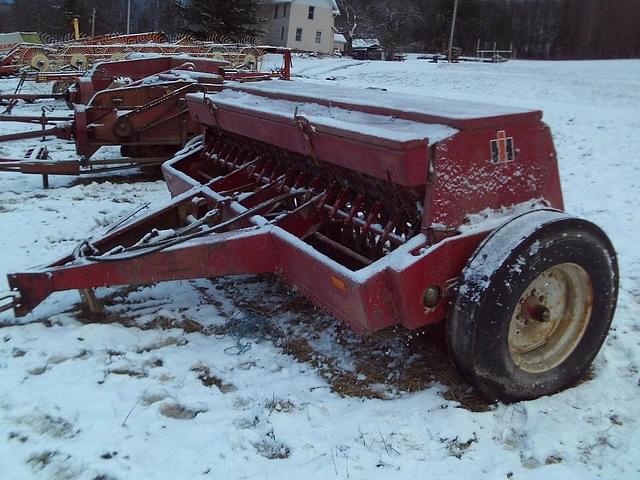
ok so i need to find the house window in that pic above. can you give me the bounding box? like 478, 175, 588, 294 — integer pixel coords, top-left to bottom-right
295, 28, 303, 42
280, 27, 285, 41
315, 30, 322, 44
308, 6, 315, 20
283, 5, 287, 17
274, 5, 279, 19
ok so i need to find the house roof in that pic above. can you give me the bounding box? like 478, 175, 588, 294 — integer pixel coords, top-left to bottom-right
334, 33, 347, 44
352, 39, 381, 49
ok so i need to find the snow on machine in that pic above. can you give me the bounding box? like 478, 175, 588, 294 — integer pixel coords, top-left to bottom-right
0, 80, 618, 402
0, 52, 292, 185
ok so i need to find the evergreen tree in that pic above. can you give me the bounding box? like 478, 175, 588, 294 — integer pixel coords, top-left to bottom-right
179, 0, 264, 40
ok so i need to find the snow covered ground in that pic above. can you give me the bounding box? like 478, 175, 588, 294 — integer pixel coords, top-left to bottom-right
1, 57, 639, 479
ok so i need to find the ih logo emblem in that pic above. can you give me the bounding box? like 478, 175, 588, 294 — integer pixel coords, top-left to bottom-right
491, 130, 515, 164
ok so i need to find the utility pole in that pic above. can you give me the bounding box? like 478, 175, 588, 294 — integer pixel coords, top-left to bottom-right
127, 0, 132, 34
448, 0, 459, 62
91, 8, 96, 37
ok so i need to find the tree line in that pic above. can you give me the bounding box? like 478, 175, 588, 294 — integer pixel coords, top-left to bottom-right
336, 0, 640, 59
0, 0, 638, 59
0, 0, 183, 38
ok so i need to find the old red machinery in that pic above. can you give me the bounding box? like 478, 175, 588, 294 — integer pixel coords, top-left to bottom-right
66, 49, 291, 105
67, 56, 230, 106
0, 32, 168, 75
0, 55, 228, 108
73, 69, 224, 161
0, 36, 272, 77
0, 53, 292, 183
0, 63, 226, 181
1, 81, 618, 402
1, 49, 292, 107
54, 32, 169, 46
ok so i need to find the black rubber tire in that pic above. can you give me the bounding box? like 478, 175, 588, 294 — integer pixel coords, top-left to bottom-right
447, 209, 618, 402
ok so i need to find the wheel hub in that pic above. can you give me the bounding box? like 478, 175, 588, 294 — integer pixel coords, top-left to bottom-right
508, 263, 593, 373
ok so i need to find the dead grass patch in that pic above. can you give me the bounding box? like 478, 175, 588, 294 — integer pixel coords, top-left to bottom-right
159, 402, 206, 420
68, 276, 499, 411
106, 368, 147, 378
191, 365, 236, 393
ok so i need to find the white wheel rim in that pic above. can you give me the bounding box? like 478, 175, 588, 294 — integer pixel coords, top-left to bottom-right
71, 55, 87, 69
508, 263, 593, 373
31, 54, 49, 71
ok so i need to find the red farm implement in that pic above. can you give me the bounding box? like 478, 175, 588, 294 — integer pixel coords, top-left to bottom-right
0, 32, 167, 75
0, 36, 271, 77
63, 49, 291, 106
1, 81, 618, 402
52, 32, 169, 46
0, 56, 230, 109
0, 52, 292, 185
1, 48, 292, 107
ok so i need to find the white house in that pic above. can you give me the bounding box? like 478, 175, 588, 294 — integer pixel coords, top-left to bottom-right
261, 0, 340, 54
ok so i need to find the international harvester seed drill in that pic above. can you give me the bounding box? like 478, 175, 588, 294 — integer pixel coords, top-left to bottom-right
0, 80, 618, 402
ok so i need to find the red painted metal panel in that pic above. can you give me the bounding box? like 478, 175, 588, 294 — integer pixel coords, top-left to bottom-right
386, 232, 488, 330
187, 96, 430, 188
70, 56, 229, 105
272, 232, 370, 332
425, 122, 563, 230
226, 81, 543, 131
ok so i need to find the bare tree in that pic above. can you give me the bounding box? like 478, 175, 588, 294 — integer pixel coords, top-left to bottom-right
335, 0, 373, 54
2, 0, 638, 59
370, 0, 420, 60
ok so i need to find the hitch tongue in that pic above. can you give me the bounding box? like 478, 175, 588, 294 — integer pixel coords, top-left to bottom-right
0, 290, 21, 315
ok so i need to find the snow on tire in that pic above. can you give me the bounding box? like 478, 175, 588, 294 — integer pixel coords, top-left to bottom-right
447, 209, 619, 402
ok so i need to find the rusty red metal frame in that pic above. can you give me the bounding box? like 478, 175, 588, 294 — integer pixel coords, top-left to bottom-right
5, 82, 563, 335
0, 51, 293, 183
0, 48, 291, 107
